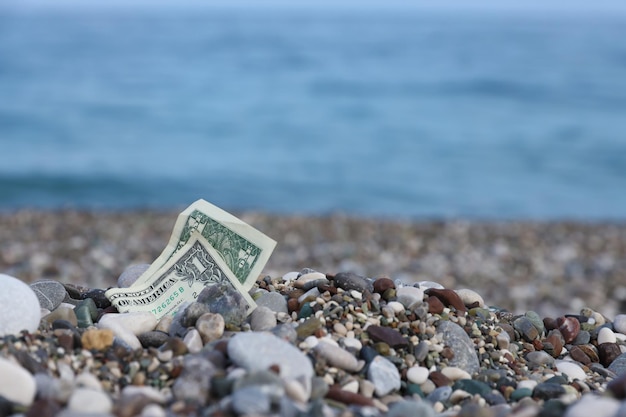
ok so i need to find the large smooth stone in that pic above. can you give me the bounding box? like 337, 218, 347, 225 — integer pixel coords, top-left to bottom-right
228, 332, 314, 398
0, 274, 41, 336
0, 357, 37, 406
367, 355, 401, 396
437, 320, 480, 375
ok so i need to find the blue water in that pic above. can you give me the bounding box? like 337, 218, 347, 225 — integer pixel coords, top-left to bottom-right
1, 7, 626, 219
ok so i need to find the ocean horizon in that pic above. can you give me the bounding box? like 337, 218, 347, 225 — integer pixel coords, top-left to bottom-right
1, 7, 626, 220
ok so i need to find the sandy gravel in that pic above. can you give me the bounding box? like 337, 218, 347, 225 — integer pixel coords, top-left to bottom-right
1, 209, 625, 318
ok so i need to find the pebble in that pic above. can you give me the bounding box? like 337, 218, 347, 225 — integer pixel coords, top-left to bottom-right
388, 400, 436, 417
558, 316, 581, 344
250, 306, 277, 331
407, 366, 430, 385
332, 271, 374, 293
255, 291, 288, 313
232, 386, 272, 415
0, 274, 41, 336
513, 316, 539, 342
441, 366, 472, 381
367, 355, 401, 396
373, 277, 395, 294
608, 353, 626, 376
455, 288, 485, 308
555, 360, 587, 381
526, 351, 556, 368
99, 312, 157, 335
30, 280, 68, 311
81, 328, 115, 350
196, 283, 248, 326
366, 325, 408, 348
614, 314, 626, 335
195, 312, 225, 344
532, 383, 565, 400
0, 357, 37, 406
396, 286, 424, 309
597, 327, 617, 344
183, 329, 203, 353
315, 340, 363, 372
228, 332, 314, 398
564, 395, 621, 417
67, 388, 113, 413
117, 264, 150, 288
425, 288, 467, 312
427, 385, 453, 403
437, 320, 480, 374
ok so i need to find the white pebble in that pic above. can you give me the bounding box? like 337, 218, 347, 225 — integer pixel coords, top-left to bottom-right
183, 329, 203, 353
0, 357, 36, 406
141, 404, 167, 417
314, 341, 363, 372
341, 380, 359, 393
67, 388, 113, 413
282, 271, 300, 281
555, 360, 587, 382
98, 312, 157, 335
564, 394, 620, 417
396, 286, 424, 309
517, 379, 537, 390
387, 301, 405, 314
455, 288, 485, 308
597, 327, 617, 344
406, 366, 429, 385
342, 337, 362, 352
0, 274, 41, 336
303, 335, 319, 349
441, 366, 471, 381
450, 389, 471, 404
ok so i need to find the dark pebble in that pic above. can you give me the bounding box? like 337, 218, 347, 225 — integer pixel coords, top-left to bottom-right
332, 272, 374, 293
366, 325, 408, 349
427, 296, 445, 314
372, 277, 395, 294
424, 288, 466, 313
607, 372, 626, 399
608, 353, 626, 376
429, 371, 451, 387
138, 331, 169, 348
453, 379, 492, 396
82, 288, 111, 309
513, 317, 539, 342
598, 342, 622, 367
532, 383, 565, 400
556, 316, 580, 344
569, 346, 592, 366
326, 384, 374, 407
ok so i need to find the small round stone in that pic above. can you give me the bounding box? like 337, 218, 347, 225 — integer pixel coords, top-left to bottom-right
455, 288, 485, 308
367, 355, 401, 396
195, 313, 225, 344
407, 366, 430, 385
250, 306, 277, 331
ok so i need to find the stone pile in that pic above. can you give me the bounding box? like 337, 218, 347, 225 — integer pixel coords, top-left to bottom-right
0, 269, 626, 417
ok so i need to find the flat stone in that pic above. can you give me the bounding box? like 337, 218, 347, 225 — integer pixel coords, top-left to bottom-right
332, 272, 373, 293
0, 357, 37, 406
250, 306, 277, 331
513, 316, 539, 342
367, 355, 401, 396
396, 286, 424, 309
255, 291, 288, 313
0, 274, 41, 336
526, 351, 556, 368
366, 325, 408, 349
314, 341, 363, 372
30, 280, 68, 311
117, 264, 150, 288
98, 312, 157, 335
228, 332, 314, 398
427, 386, 453, 403
425, 288, 466, 312
441, 367, 472, 381
437, 320, 479, 375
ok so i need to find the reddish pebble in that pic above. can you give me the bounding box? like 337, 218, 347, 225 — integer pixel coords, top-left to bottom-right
373, 277, 395, 294
569, 346, 591, 365
544, 330, 564, 357
598, 342, 622, 367
424, 288, 466, 313
429, 371, 452, 387
326, 385, 375, 407
287, 298, 299, 313
427, 295, 445, 314
556, 316, 580, 344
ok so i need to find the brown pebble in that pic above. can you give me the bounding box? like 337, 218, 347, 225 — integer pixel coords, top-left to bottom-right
598, 342, 621, 367
427, 295, 445, 314
440, 346, 455, 360
57, 332, 75, 352
569, 346, 592, 365
543, 317, 558, 331
366, 325, 408, 349
25, 398, 62, 417
424, 288, 466, 313
326, 384, 375, 407
287, 298, 300, 313
557, 316, 580, 344
81, 328, 114, 351
577, 344, 599, 363
544, 330, 564, 357
373, 277, 395, 294
429, 370, 452, 387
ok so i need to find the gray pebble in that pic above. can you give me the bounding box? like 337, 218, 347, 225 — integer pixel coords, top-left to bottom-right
255, 291, 288, 313
427, 386, 453, 403
181, 302, 210, 328
333, 272, 374, 293
608, 353, 626, 376
572, 330, 591, 345
117, 264, 150, 288
250, 306, 277, 331
270, 324, 298, 344
526, 351, 556, 368
233, 370, 284, 403
172, 355, 216, 404
437, 320, 480, 375
232, 386, 271, 415
367, 355, 401, 396
388, 400, 435, 417
197, 283, 248, 327
30, 280, 68, 311
414, 340, 430, 362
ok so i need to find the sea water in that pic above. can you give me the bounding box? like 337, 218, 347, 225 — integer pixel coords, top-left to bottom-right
1, 7, 625, 219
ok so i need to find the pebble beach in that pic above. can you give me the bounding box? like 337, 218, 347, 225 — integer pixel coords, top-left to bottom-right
1, 209, 626, 417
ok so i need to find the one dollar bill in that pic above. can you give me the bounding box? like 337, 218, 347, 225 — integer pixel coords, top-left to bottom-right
133, 199, 277, 291
105, 231, 257, 320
